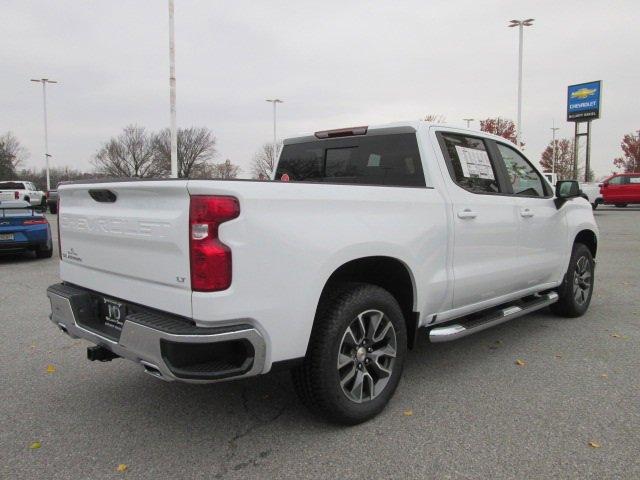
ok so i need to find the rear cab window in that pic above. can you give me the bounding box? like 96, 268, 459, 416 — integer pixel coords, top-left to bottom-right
275, 132, 426, 187
0, 182, 26, 190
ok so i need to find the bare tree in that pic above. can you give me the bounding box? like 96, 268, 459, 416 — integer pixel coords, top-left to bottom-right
18, 166, 104, 191
210, 159, 240, 179
251, 142, 277, 179
154, 127, 216, 178
0, 132, 28, 179
93, 125, 164, 178
424, 114, 447, 123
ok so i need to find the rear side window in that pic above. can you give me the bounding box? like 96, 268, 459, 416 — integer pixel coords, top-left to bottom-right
608, 176, 627, 185
275, 133, 426, 187
630, 176, 640, 184
440, 134, 501, 194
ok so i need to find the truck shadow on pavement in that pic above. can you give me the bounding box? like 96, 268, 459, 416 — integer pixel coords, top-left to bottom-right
49, 307, 576, 476
0, 251, 45, 264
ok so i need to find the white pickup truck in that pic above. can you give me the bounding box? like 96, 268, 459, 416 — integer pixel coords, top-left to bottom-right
47, 121, 598, 424
0, 180, 46, 206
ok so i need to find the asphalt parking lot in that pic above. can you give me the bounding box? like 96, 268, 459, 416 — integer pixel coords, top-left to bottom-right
1, 207, 639, 480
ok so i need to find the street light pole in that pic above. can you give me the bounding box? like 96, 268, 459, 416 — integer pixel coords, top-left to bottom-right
551, 120, 559, 176
168, 0, 178, 178
30, 78, 58, 191
463, 118, 475, 128
266, 99, 284, 164
508, 19, 534, 148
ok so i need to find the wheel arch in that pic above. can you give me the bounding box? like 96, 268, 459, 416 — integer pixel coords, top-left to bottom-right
316, 256, 419, 349
575, 229, 597, 258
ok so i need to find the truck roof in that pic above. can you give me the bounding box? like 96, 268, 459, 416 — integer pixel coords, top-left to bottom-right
283, 120, 510, 146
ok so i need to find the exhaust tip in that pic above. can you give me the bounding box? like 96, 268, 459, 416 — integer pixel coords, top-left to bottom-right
140, 361, 163, 379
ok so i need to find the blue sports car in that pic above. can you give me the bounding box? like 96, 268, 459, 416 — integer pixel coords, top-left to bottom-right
0, 200, 53, 258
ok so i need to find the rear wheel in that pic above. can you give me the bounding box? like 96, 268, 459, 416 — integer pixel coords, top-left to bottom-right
48, 203, 58, 214
551, 243, 594, 317
292, 282, 407, 425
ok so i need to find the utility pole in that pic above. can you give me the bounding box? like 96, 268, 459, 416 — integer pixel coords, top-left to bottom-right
30, 78, 57, 191
463, 118, 475, 128
265, 99, 284, 165
168, 0, 178, 178
551, 120, 559, 176
508, 19, 534, 148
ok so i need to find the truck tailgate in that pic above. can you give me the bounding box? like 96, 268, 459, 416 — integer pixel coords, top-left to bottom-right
58, 180, 192, 317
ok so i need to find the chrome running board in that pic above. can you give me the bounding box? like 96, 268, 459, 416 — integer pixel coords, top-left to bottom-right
429, 292, 559, 343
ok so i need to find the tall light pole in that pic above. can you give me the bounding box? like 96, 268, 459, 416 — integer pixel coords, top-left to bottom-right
508, 18, 534, 148
30, 78, 57, 191
463, 118, 475, 128
551, 120, 560, 176
168, 0, 178, 178
266, 99, 284, 164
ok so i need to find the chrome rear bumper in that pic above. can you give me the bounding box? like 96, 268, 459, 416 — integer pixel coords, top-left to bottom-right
47, 283, 266, 383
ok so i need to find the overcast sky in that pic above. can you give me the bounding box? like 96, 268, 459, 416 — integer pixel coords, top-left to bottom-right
2, 0, 638, 179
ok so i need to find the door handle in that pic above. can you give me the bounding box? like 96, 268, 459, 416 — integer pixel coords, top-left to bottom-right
457, 209, 478, 219
520, 208, 534, 218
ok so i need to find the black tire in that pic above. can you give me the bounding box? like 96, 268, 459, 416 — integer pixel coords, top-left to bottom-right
292, 282, 407, 425
615, 204, 627, 208
36, 239, 53, 259
48, 203, 58, 214
550, 243, 594, 318
591, 202, 598, 210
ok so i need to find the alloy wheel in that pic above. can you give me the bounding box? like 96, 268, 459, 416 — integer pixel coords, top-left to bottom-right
337, 309, 397, 403
573, 256, 592, 305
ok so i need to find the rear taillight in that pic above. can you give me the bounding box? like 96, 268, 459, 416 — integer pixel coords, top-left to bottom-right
14, 191, 19, 199
189, 195, 240, 292
23, 218, 49, 225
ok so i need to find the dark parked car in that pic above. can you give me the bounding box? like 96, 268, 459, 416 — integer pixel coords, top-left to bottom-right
46, 190, 58, 214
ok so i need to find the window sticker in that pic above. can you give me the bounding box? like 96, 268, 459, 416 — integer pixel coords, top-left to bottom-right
367, 154, 381, 167
455, 146, 495, 180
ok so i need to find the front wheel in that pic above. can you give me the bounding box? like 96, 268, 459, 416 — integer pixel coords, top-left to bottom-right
551, 243, 594, 317
292, 282, 407, 425
615, 204, 628, 208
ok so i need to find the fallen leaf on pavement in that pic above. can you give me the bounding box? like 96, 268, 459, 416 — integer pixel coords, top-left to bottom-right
515, 359, 526, 366
601, 374, 608, 378
29, 441, 41, 450
588, 441, 601, 448
117, 464, 128, 473
555, 354, 562, 359
46, 365, 56, 373
403, 409, 413, 416
610, 334, 621, 338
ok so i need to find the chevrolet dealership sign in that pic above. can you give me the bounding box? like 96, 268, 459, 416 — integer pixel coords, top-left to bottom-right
567, 80, 602, 122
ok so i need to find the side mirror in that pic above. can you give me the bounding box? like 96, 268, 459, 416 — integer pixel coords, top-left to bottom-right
554, 180, 581, 208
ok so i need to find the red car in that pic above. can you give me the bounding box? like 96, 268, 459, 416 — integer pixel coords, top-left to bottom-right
600, 173, 640, 207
